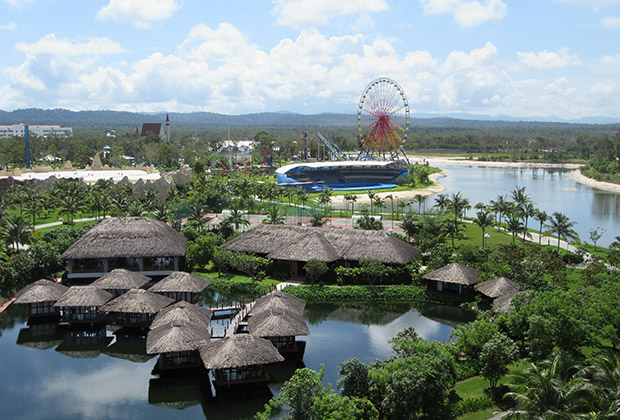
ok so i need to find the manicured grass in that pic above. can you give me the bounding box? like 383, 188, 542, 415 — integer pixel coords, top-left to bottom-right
454, 376, 491, 399
459, 407, 500, 420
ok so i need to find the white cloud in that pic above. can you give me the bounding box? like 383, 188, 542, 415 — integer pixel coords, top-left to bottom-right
0, 21, 17, 31
2, 0, 36, 8
15, 34, 125, 57
273, 0, 388, 29
419, 0, 507, 27
516, 47, 581, 69
441, 42, 498, 73
599, 53, 620, 71
602, 16, 620, 28
556, 0, 620, 8
96, 0, 180, 28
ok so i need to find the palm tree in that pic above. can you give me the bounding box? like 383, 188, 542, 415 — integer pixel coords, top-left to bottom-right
534, 209, 549, 246
3, 214, 31, 251
490, 194, 510, 230
153, 202, 169, 222
263, 207, 285, 224
356, 210, 383, 230
397, 199, 408, 219
367, 190, 377, 215
447, 192, 470, 222
546, 212, 579, 250
318, 187, 332, 215
188, 200, 209, 232
413, 194, 426, 214
519, 202, 537, 241
142, 188, 159, 211
23, 191, 43, 230
58, 194, 86, 224
511, 185, 531, 207
343, 194, 358, 217
434, 193, 449, 212
227, 208, 250, 231
442, 218, 464, 248
372, 195, 386, 216
506, 215, 527, 244
309, 213, 327, 227
399, 214, 420, 242
127, 199, 144, 217
474, 210, 495, 248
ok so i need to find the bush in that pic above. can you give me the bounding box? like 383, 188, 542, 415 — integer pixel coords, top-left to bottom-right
186, 233, 221, 269
304, 259, 329, 284
562, 252, 584, 265
451, 396, 494, 417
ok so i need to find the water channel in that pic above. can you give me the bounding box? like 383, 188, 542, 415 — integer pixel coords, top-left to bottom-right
0, 297, 474, 420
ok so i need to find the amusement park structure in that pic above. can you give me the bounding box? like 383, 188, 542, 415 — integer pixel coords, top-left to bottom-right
277, 77, 411, 191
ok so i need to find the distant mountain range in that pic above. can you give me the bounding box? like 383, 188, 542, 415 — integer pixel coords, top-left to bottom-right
0, 108, 618, 131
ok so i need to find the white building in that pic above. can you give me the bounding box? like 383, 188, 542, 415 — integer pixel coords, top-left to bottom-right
0, 123, 73, 139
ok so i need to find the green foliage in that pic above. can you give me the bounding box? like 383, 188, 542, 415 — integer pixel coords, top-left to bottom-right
451, 319, 498, 367
478, 333, 519, 388
451, 396, 494, 418
338, 358, 370, 398
303, 259, 329, 285
206, 277, 273, 300
185, 233, 221, 269
211, 249, 271, 280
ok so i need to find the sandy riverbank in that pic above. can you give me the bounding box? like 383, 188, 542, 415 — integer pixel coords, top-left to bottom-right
570, 169, 620, 193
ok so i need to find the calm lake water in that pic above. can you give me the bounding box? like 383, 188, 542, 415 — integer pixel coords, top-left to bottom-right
438, 166, 620, 248
0, 299, 474, 420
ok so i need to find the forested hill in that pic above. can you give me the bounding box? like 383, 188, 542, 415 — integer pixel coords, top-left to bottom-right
1, 108, 619, 132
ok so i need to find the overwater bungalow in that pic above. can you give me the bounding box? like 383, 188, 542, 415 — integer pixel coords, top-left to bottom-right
91, 269, 151, 297
147, 322, 210, 371
250, 290, 306, 318
150, 301, 212, 331
248, 308, 309, 355
101, 288, 175, 329
422, 262, 483, 294
148, 271, 211, 304
54, 286, 113, 324
13, 279, 69, 319
199, 335, 284, 387
61, 217, 188, 280
223, 225, 421, 277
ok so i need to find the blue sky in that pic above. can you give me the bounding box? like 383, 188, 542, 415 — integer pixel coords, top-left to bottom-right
0, 0, 619, 119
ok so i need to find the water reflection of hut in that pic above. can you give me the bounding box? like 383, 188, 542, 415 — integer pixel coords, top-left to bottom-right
101, 289, 175, 328
248, 309, 309, 355
422, 262, 483, 294
150, 301, 212, 330
55, 326, 112, 358
16, 323, 64, 350
147, 323, 210, 371
250, 290, 306, 317
91, 269, 151, 297
13, 279, 68, 318
148, 376, 203, 410
103, 329, 154, 363
148, 272, 210, 304
199, 335, 284, 386
54, 286, 113, 324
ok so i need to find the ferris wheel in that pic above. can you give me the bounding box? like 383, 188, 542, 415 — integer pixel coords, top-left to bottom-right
357, 77, 410, 162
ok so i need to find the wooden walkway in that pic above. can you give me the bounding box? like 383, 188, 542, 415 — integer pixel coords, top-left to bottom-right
210, 301, 255, 339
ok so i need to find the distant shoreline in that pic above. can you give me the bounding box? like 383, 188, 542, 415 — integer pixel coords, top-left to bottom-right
570, 169, 620, 193
408, 155, 583, 170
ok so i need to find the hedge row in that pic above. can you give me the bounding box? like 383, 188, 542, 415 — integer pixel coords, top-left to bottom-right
451, 396, 494, 417
202, 276, 275, 300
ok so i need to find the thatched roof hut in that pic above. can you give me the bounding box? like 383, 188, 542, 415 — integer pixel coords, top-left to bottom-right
149, 272, 210, 294
14, 279, 68, 304
147, 323, 210, 355
493, 294, 517, 314
475, 276, 524, 299
150, 301, 212, 330
101, 289, 175, 315
223, 224, 421, 265
62, 217, 187, 260
199, 334, 284, 369
423, 262, 483, 286
92, 269, 151, 292
248, 309, 310, 338
250, 290, 306, 317
54, 286, 113, 308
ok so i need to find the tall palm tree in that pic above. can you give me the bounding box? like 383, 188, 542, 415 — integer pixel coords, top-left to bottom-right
24, 191, 43, 230
9, 184, 28, 217
309, 213, 327, 227
188, 200, 209, 232
3, 214, 32, 251
318, 187, 332, 215
442, 218, 464, 248
546, 212, 579, 250
367, 190, 377, 215
519, 202, 537, 241
343, 194, 358, 217
490, 194, 510, 230
227, 209, 250, 231
434, 193, 449, 212
263, 207, 285, 224
511, 185, 531, 207
399, 214, 420, 243
447, 192, 470, 222
372, 195, 386, 216
534, 209, 549, 246
58, 194, 86, 224
474, 210, 495, 248
506, 215, 527, 244
413, 194, 426, 214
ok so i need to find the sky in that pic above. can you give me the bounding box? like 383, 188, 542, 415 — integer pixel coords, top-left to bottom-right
0, 0, 619, 119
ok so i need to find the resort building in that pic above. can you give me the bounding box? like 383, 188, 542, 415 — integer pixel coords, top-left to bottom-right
101, 289, 175, 329
91, 269, 151, 298
54, 286, 113, 324
62, 217, 188, 280
0, 123, 73, 139
248, 309, 309, 355
474, 276, 525, 313
148, 271, 210, 304
223, 224, 421, 277
13, 279, 69, 318
422, 262, 483, 295
147, 323, 210, 371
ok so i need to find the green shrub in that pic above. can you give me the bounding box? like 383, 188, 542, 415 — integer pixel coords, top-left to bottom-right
451, 396, 494, 417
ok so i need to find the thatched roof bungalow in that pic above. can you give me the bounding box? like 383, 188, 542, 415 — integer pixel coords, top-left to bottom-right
248, 309, 309, 354
199, 334, 284, 386
101, 288, 175, 328
150, 301, 212, 331
148, 271, 210, 304
61, 217, 187, 280
475, 277, 524, 300
422, 262, 483, 294
91, 269, 151, 297
250, 290, 306, 318
13, 279, 69, 318
223, 224, 421, 277
54, 286, 113, 324
147, 322, 210, 370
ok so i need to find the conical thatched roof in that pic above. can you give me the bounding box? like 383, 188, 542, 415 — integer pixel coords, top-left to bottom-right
61, 217, 188, 260
223, 225, 421, 264
248, 309, 309, 337
250, 290, 306, 317
149, 272, 210, 294
199, 334, 284, 369
14, 279, 68, 304
101, 289, 175, 314
146, 323, 210, 354
422, 262, 483, 286
493, 294, 516, 314
475, 276, 525, 299
92, 269, 151, 290
54, 286, 113, 307
150, 301, 212, 330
